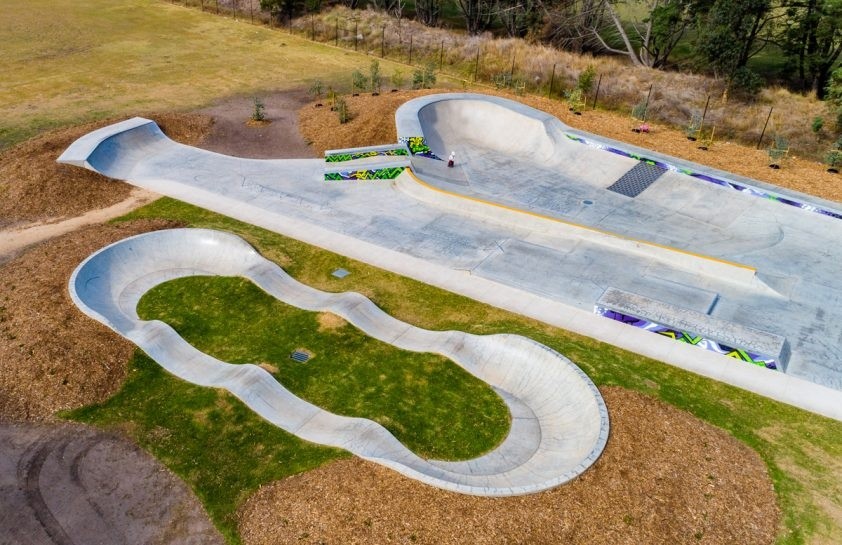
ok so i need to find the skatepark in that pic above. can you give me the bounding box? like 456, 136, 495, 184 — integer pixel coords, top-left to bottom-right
59, 93, 842, 423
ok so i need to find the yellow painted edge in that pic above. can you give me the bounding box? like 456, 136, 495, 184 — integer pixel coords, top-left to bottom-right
404, 169, 756, 273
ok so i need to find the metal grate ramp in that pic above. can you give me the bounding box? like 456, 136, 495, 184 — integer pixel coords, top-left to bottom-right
606, 161, 666, 197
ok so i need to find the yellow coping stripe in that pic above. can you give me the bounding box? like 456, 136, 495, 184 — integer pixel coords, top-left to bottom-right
404, 169, 756, 273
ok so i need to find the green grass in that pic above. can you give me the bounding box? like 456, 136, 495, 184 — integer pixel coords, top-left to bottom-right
69, 352, 342, 545
80, 196, 842, 545
0, 0, 406, 148
136, 275, 510, 460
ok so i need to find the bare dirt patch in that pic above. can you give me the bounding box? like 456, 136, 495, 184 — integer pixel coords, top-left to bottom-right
0, 421, 224, 545
0, 113, 212, 230
197, 91, 318, 159
317, 312, 347, 332
238, 386, 779, 545
298, 89, 842, 204
0, 219, 183, 422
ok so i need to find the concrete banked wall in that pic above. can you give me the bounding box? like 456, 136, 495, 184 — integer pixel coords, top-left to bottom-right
69, 228, 609, 496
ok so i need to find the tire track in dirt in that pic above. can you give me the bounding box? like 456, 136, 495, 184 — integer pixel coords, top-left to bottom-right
1, 422, 223, 545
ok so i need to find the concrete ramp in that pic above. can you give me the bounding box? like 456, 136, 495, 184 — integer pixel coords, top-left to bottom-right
69, 229, 609, 496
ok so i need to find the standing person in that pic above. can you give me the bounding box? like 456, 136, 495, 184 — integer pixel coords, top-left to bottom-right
447, 151, 456, 168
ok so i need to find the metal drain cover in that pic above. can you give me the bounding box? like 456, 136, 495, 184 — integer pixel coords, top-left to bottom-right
290, 350, 311, 363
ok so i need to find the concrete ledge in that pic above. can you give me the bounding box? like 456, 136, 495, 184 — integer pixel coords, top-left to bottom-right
597, 287, 789, 369
325, 143, 409, 157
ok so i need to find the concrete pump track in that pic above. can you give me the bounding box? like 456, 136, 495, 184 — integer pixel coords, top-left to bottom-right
60, 93, 842, 427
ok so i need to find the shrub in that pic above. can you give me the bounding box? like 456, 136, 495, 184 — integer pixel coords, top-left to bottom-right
412, 62, 436, 89
351, 70, 368, 94
686, 113, 702, 139
730, 67, 762, 97
390, 69, 405, 90
335, 95, 350, 123
369, 60, 382, 94
565, 88, 585, 113
812, 116, 824, 135
251, 97, 266, 122
577, 64, 596, 94
309, 79, 324, 101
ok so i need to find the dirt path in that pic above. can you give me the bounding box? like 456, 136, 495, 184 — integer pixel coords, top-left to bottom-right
0, 187, 159, 265
0, 421, 223, 545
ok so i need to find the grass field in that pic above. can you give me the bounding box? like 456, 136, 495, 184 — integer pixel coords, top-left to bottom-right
63, 198, 842, 545
136, 275, 511, 460
0, 0, 412, 148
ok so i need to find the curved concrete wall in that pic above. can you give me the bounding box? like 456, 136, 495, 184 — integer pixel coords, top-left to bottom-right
69, 228, 609, 496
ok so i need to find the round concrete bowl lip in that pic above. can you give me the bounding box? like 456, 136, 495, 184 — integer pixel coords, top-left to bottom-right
68, 228, 609, 496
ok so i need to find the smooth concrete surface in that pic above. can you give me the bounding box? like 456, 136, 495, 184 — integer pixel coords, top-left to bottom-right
69, 228, 609, 496
56, 97, 842, 420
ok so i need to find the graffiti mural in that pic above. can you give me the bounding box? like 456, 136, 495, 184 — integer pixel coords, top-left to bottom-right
595, 306, 778, 370
325, 148, 409, 163
565, 133, 842, 221
398, 136, 441, 160
325, 166, 406, 181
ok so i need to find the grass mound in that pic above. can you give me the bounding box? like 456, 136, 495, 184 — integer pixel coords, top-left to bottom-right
136, 275, 511, 460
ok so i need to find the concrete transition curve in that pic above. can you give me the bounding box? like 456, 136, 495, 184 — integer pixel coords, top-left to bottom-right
69, 228, 609, 496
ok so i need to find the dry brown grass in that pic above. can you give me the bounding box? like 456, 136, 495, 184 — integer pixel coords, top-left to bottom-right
299, 88, 842, 204
294, 6, 836, 159
238, 386, 779, 545
0, 113, 213, 229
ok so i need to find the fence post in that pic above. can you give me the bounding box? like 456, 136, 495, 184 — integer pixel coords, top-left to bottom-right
409, 35, 413, 65
473, 48, 480, 82
215, 0, 219, 15
439, 40, 444, 69
592, 73, 602, 109
700, 94, 711, 127
354, 20, 358, 51
548, 63, 556, 98
250, 1, 254, 24
336, 20, 339, 47
311, 15, 315, 40
232, 0, 237, 20
642, 83, 653, 121
381, 26, 385, 57
757, 107, 773, 149
509, 55, 515, 87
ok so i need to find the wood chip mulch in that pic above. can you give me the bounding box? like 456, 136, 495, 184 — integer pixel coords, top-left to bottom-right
238, 387, 779, 545
0, 219, 184, 422
298, 88, 842, 204
0, 113, 213, 230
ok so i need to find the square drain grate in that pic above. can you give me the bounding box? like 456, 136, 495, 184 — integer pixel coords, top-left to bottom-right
332, 268, 350, 279
290, 350, 311, 363
606, 161, 666, 198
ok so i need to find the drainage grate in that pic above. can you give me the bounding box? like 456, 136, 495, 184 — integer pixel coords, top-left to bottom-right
290, 350, 311, 363
606, 161, 666, 198
332, 268, 350, 279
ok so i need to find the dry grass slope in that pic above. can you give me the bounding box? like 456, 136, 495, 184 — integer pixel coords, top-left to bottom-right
295, 6, 838, 160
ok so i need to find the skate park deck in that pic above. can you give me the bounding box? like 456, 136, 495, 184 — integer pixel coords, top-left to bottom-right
58, 94, 842, 420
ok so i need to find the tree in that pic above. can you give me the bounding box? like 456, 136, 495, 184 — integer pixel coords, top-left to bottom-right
827, 66, 842, 130
542, 0, 609, 53
781, 0, 842, 97
693, 0, 777, 84
455, 0, 496, 34
543, 1, 691, 68
415, 0, 443, 26
498, 0, 546, 38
